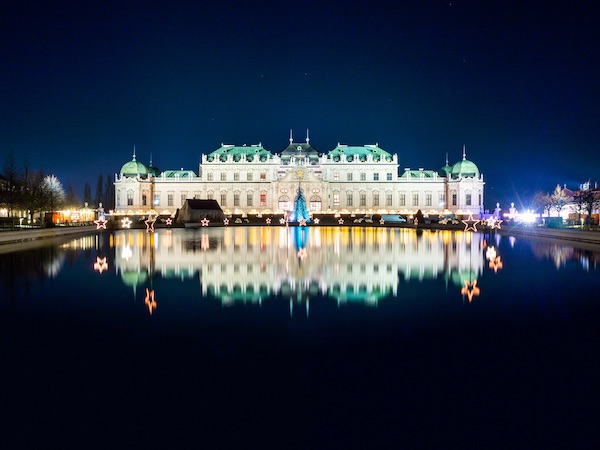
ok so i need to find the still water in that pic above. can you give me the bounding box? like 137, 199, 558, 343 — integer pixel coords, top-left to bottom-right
1, 227, 599, 448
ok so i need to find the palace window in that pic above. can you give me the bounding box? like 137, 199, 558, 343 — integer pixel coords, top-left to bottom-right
207, 173, 213, 181
279, 195, 290, 211
153, 194, 160, 206
347, 193, 353, 206
260, 193, 267, 207
439, 193, 445, 206
373, 193, 379, 206
360, 193, 366, 207
426, 193, 432, 207
478, 193, 482, 205
247, 172, 253, 181
141, 194, 147, 206
466, 193, 472, 206
220, 192, 227, 206
399, 194, 405, 207
333, 193, 340, 206
412, 194, 419, 206
374, 173, 379, 181
310, 196, 321, 210
386, 193, 392, 206
260, 172, 266, 181
207, 192, 214, 200
386, 173, 392, 181
220, 172, 226, 181
234, 173, 240, 181
247, 193, 253, 206
127, 192, 133, 206
333, 171, 340, 181
181, 194, 187, 206
234, 193, 240, 207
347, 173, 353, 181
168, 194, 174, 206
452, 193, 457, 206
360, 173, 366, 181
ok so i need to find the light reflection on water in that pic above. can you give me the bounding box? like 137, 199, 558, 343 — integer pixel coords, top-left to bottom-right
2, 226, 598, 318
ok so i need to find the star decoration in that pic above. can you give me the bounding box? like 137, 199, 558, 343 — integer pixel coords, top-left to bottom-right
314, 218, 320, 224
200, 217, 210, 227
94, 219, 107, 229
486, 217, 503, 230
439, 218, 449, 225
279, 218, 286, 225
223, 218, 229, 226
338, 218, 344, 225
489, 256, 503, 273
299, 219, 307, 226
257, 213, 263, 218
165, 217, 173, 226
379, 218, 385, 225
265, 218, 271, 225
461, 280, 481, 303
121, 217, 132, 228
93, 257, 108, 274
145, 215, 156, 232
486, 246, 497, 262
462, 214, 480, 232
145, 288, 157, 315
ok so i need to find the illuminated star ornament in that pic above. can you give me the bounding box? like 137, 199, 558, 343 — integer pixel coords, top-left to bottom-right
201, 217, 210, 227
223, 218, 229, 226
461, 280, 481, 303
165, 217, 173, 227
462, 214, 480, 232
265, 218, 271, 225
338, 218, 344, 225
93, 257, 108, 274
121, 217, 132, 229
145, 215, 156, 232
279, 218, 286, 225
439, 218, 449, 225
299, 219, 307, 226
145, 288, 157, 315
94, 218, 108, 229
489, 256, 503, 273
313, 218, 320, 225
379, 218, 385, 225
486, 217, 503, 230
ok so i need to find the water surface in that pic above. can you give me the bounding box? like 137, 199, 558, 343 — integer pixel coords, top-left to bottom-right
1, 227, 599, 448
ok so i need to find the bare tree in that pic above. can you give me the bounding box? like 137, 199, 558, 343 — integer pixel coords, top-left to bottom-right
550, 184, 570, 216
42, 174, 66, 215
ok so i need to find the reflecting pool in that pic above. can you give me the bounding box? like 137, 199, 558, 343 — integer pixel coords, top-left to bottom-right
1, 227, 599, 448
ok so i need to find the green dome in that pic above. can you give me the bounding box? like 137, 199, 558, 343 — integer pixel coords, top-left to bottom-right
438, 163, 452, 177
451, 159, 479, 178
120, 155, 150, 178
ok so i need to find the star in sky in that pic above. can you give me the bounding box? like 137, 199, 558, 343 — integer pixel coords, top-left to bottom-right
94, 219, 107, 229
201, 217, 210, 227
121, 217, 132, 228
462, 214, 480, 232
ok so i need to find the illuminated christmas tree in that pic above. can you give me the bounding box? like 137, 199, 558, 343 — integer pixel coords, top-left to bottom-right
290, 185, 310, 223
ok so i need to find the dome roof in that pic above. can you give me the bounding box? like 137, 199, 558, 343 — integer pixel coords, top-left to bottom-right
438, 163, 452, 177
451, 159, 479, 178
120, 153, 150, 178
450, 147, 479, 179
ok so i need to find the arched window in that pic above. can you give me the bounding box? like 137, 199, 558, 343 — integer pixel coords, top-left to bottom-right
310, 196, 321, 211
279, 195, 290, 211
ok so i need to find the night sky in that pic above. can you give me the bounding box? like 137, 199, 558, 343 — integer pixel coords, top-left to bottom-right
2, 0, 599, 208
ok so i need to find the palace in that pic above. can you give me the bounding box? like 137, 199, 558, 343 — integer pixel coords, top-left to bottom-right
114, 132, 485, 218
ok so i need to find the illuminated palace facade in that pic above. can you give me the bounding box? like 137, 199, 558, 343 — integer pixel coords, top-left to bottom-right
114, 133, 485, 217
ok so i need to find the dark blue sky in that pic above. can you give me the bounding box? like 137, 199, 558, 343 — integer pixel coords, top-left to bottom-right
2, 0, 599, 208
